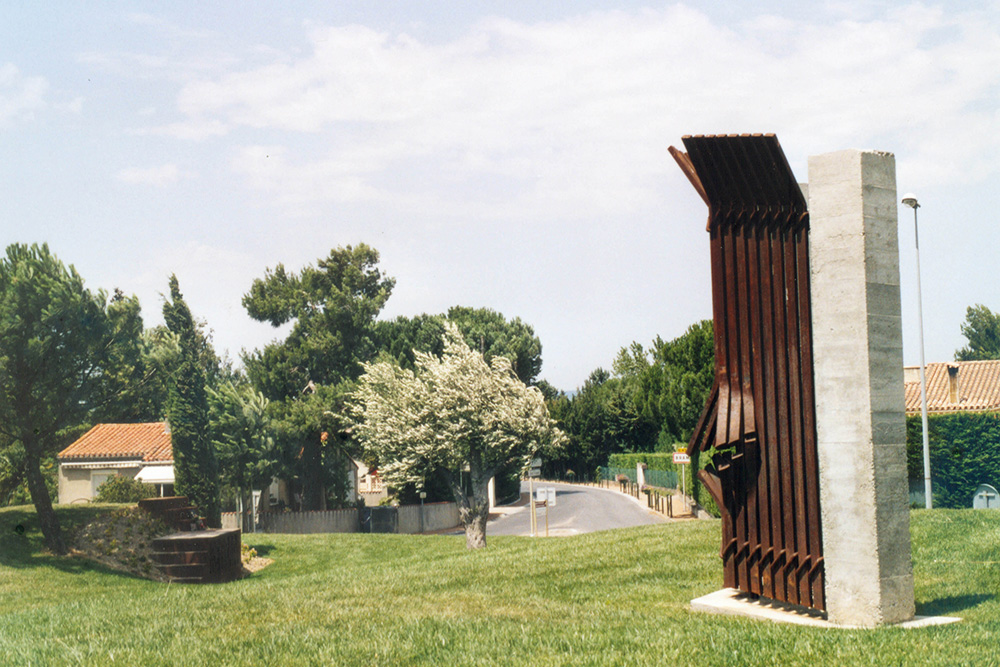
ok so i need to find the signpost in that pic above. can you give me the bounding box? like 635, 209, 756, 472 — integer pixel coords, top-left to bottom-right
673, 451, 690, 512
529, 458, 541, 536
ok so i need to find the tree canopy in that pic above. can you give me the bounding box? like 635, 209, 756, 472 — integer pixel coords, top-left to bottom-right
209, 380, 279, 530
956, 304, 1000, 361
350, 323, 564, 548
0, 243, 146, 553
243, 244, 396, 399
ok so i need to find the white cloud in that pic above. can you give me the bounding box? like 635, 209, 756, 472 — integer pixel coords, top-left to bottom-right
151, 4, 1000, 218
0, 63, 48, 127
116, 163, 191, 187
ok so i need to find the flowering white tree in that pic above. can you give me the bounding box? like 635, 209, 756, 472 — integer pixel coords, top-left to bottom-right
350, 322, 564, 548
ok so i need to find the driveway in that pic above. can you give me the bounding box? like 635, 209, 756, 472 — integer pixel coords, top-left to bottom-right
487, 481, 666, 536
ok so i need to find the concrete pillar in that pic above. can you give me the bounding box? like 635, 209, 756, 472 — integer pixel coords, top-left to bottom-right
808, 149, 915, 626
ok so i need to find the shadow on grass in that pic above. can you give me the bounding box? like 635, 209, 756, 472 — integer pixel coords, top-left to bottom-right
919, 593, 994, 616
246, 543, 276, 556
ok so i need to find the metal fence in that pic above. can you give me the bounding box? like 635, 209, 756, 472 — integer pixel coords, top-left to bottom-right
644, 468, 678, 490
597, 466, 678, 490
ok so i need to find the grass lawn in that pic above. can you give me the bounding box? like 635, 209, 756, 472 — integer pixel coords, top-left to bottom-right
2, 505, 999, 666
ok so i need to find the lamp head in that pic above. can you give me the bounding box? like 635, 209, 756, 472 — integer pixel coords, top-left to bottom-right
901, 193, 920, 209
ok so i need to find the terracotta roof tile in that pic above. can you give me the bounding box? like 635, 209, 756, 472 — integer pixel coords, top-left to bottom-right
58, 422, 173, 462
904, 360, 1000, 415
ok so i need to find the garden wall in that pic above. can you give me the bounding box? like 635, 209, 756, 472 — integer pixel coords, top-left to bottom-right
397, 501, 461, 534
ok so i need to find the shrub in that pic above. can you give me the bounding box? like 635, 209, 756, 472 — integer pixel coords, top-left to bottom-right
241, 542, 257, 565
95, 475, 158, 503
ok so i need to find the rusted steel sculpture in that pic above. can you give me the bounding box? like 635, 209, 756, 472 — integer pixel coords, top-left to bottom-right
670, 134, 825, 611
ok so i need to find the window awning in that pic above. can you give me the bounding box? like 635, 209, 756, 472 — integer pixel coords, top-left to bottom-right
135, 465, 175, 485
60, 460, 142, 470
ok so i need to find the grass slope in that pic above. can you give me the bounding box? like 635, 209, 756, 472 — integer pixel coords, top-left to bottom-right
1, 505, 999, 666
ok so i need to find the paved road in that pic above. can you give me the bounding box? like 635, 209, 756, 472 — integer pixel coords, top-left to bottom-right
487, 481, 665, 536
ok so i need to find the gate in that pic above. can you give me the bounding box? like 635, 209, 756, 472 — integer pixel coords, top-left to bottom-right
361, 506, 399, 534
670, 134, 825, 611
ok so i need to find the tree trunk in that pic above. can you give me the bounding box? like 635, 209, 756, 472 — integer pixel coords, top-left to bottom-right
24, 450, 67, 555
462, 501, 489, 549
454, 466, 493, 550
241, 490, 254, 533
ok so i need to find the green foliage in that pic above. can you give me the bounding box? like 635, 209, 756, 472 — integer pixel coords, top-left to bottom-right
0, 243, 147, 553
907, 412, 1000, 508
93, 476, 158, 503
163, 275, 220, 527
956, 304, 1000, 361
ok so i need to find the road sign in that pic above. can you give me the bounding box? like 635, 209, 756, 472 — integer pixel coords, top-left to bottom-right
536, 487, 556, 506
673, 452, 691, 464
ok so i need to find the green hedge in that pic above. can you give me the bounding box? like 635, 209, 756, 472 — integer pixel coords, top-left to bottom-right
907, 412, 1000, 508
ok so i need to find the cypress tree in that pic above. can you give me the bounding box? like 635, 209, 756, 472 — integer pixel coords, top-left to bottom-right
163, 275, 220, 526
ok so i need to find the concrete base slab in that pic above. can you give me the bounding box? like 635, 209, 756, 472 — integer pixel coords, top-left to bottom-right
691, 589, 961, 629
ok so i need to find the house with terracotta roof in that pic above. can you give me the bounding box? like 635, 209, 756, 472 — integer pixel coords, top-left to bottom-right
57, 422, 174, 504
904, 360, 1000, 415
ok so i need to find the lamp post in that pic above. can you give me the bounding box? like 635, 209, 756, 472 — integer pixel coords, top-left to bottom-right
902, 193, 932, 509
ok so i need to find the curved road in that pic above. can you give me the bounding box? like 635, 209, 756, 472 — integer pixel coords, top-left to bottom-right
487, 481, 665, 536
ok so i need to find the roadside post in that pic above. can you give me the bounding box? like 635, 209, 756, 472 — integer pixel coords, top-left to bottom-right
529, 458, 542, 537
251, 490, 261, 533
673, 450, 690, 512
419, 491, 426, 533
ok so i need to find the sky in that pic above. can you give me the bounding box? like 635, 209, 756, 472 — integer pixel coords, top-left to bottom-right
2, 1, 999, 391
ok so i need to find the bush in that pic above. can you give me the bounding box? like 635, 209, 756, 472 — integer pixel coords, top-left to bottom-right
94, 476, 158, 503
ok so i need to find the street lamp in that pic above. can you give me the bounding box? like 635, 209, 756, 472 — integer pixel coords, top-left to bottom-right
902, 193, 932, 509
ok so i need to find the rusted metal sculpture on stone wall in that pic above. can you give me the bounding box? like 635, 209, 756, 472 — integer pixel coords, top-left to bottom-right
670, 134, 825, 612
